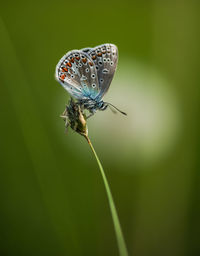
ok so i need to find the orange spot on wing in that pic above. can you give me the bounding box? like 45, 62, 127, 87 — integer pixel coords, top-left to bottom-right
92, 55, 96, 60
70, 57, 74, 63
76, 56, 80, 60
82, 58, 87, 63
62, 67, 68, 72
67, 62, 72, 67
97, 52, 102, 57
89, 62, 93, 66
60, 74, 66, 80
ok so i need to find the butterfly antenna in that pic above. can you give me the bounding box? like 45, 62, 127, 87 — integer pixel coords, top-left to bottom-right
108, 105, 117, 114
105, 102, 127, 116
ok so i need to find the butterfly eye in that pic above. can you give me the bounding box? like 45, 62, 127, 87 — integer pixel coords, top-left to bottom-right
103, 58, 106, 62
81, 55, 85, 58
98, 61, 102, 66
91, 74, 96, 79
107, 58, 110, 62
92, 83, 96, 88
85, 68, 89, 73
71, 74, 74, 78
110, 61, 114, 66
96, 66, 99, 70
78, 63, 82, 67
100, 78, 104, 83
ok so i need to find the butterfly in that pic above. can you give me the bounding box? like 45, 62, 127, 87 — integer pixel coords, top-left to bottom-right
55, 43, 126, 118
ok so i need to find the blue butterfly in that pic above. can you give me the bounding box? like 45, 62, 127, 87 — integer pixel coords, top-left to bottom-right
55, 43, 126, 117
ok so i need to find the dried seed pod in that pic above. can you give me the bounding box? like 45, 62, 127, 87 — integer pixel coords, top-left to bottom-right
60, 98, 88, 138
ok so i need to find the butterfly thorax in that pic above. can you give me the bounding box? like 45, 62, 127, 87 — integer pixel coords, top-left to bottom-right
79, 99, 108, 113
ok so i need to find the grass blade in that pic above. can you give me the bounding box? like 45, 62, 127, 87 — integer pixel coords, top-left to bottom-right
85, 135, 128, 256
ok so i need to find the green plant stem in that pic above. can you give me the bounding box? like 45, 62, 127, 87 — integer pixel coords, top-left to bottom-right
85, 135, 128, 256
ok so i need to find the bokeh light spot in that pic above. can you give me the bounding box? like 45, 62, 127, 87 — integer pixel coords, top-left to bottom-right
89, 59, 181, 168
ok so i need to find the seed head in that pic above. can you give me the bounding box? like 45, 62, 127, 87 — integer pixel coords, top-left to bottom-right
60, 98, 88, 138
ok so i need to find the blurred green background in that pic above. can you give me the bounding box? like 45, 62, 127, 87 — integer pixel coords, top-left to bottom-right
0, 1, 199, 255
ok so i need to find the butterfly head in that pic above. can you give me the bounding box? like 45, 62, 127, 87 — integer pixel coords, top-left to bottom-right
96, 101, 127, 116
97, 101, 108, 111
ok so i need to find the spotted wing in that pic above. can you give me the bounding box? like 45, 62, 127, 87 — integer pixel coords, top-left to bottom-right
87, 43, 118, 100
55, 50, 100, 100
81, 47, 92, 53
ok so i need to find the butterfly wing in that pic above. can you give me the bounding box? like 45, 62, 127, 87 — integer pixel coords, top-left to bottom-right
81, 47, 92, 53
55, 50, 100, 100
87, 43, 118, 100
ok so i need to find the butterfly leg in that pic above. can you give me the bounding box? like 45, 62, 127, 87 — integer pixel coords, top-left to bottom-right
86, 113, 94, 119
85, 108, 97, 119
